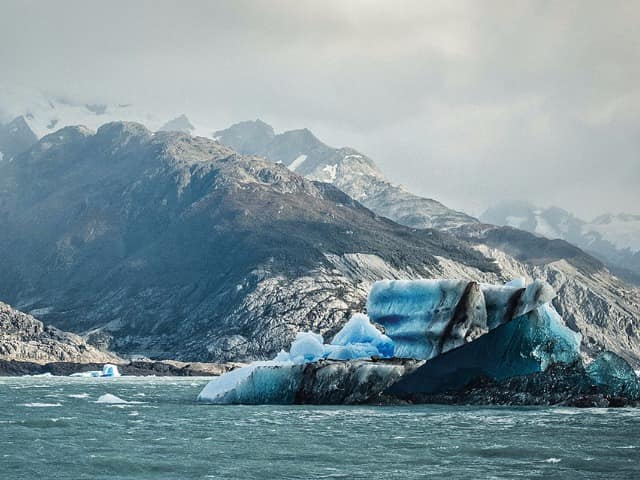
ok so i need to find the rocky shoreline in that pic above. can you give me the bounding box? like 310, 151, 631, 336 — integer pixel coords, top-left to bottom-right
0, 359, 243, 377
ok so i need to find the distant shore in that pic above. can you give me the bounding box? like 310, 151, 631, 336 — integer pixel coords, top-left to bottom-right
0, 359, 243, 377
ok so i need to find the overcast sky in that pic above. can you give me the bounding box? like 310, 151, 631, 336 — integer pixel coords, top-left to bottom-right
1, 0, 638, 218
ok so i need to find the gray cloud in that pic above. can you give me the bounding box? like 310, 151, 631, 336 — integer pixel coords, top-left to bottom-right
0, 0, 638, 217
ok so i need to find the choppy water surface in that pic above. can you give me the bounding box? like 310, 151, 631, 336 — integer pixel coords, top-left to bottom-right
1, 376, 638, 479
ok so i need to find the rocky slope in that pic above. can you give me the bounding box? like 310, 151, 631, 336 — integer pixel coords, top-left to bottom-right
0, 302, 118, 364
213, 120, 476, 230
0, 122, 495, 362
481, 202, 640, 285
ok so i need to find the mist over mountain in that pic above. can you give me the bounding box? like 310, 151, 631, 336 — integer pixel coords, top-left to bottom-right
481, 202, 640, 285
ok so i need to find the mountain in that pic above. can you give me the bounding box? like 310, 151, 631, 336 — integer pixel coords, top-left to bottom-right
481, 202, 640, 285
213, 120, 640, 367
0, 116, 38, 160
0, 85, 213, 139
0, 302, 118, 364
213, 120, 476, 230
0, 122, 496, 362
159, 114, 195, 134
0, 121, 638, 367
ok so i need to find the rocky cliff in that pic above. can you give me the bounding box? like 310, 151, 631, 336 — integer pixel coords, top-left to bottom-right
0, 302, 119, 364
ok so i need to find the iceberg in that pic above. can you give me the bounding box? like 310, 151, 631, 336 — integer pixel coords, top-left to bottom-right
366, 279, 486, 359
198, 314, 393, 403
367, 279, 555, 360
95, 393, 143, 404
69, 364, 121, 378
586, 351, 640, 397
387, 303, 581, 397
197, 361, 305, 404
325, 313, 394, 360
101, 364, 121, 377
199, 278, 639, 406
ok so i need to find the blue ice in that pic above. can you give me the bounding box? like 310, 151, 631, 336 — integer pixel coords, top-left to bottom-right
198, 314, 393, 403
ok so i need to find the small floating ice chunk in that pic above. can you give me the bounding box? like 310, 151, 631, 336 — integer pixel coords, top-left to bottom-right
70, 371, 101, 377
96, 393, 128, 404
70, 364, 121, 378
101, 364, 121, 377
95, 393, 142, 404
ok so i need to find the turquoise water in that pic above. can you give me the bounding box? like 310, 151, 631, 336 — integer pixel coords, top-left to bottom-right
1, 377, 638, 479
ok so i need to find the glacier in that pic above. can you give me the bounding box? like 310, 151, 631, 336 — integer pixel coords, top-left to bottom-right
198, 278, 638, 405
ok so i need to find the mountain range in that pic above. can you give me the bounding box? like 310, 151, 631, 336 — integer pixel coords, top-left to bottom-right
213, 120, 476, 230
481, 202, 640, 285
0, 108, 638, 367
0, 122, 497, 361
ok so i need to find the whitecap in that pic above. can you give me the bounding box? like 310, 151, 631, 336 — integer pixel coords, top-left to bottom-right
22, 403, 62, 407
67, 393, 90, 399
544, 458, 562, 463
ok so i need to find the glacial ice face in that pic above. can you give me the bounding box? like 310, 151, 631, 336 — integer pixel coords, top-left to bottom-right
367, 279, 485, 359
367, 279, 555, 360
197, 361, 305, 404
481, 280, 556, 329
387, 303, 582, 397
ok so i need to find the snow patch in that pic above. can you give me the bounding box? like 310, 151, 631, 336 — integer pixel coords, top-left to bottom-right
288, 154, 307, 172
322, 164, 337, 182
